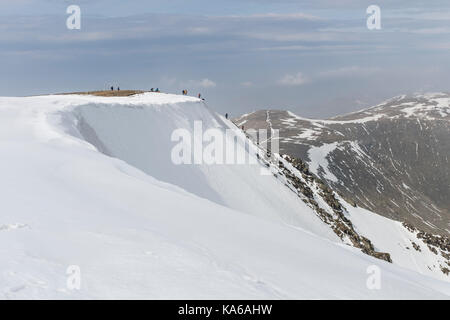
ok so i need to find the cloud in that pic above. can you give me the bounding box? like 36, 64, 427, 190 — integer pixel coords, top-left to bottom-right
277, 67, 380, 87
185, 78, 217, 88
278, 72, 309, 86
409, 27, 450, 34
2, 1, 450, 118
226, 12, 322, 21
160, 76, 178, 87
162, 77, 217, 89
186, 27, 213, 35
242, 31, 342, 42
317, 66, 381, 78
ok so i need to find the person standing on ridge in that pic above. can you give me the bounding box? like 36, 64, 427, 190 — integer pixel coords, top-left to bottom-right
225, 113, 228, 119
198, 93, 201, 99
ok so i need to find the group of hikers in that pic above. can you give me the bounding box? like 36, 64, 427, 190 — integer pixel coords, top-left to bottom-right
107, 85, 234, 127
182, 89, 203, 99
107, 85, 205, 100
109, 86, 161, 92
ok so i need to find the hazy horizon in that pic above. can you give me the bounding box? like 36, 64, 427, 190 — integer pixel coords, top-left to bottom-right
2, 0, 450, 118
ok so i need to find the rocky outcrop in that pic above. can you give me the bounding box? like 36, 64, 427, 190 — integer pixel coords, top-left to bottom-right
234, 93, 450, 236
277, 154, 391, 262
403, 222, 450, 276
241, 124, 448, 272
403, 223, 450, 252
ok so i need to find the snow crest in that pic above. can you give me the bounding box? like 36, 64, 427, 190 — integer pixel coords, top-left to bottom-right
0, 93, 449, 299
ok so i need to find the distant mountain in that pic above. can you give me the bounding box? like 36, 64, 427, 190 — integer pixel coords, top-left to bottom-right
235, 93, 450, 236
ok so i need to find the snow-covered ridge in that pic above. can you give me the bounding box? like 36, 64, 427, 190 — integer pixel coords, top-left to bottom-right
0, 93, 449, 299
330, 93, 450, 122
233, 95, 450, 250
236, 93, 449, 140
269, 93, 450, 129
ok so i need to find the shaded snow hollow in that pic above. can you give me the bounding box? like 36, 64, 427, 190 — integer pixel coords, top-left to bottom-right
0, 93, 449, 299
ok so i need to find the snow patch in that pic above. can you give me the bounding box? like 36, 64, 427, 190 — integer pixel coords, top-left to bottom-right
308, 143, 339, 183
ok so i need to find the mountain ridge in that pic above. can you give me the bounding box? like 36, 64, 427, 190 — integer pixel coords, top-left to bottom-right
234, 93, 450, 236
0, 93, 449, 298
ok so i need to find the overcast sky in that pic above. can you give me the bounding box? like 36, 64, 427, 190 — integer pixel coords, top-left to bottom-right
1, 0, 450, 117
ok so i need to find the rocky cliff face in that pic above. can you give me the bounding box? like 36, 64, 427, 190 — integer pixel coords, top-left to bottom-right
235, 93, 450, 236
239, 130, 449, 279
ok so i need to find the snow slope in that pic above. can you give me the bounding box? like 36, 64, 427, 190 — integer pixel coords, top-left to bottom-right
344, 203, 450, 282
74, 97, 334, 236
0, 93, 449, 299
276, 153, 450, 282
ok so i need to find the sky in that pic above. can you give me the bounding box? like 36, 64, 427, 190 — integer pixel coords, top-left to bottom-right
1, 0, 450, 118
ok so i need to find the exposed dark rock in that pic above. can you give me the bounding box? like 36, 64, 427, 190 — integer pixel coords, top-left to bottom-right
235, 94, 450, 236
428, 246, 438, 255
279, 154, 392, 263
411, 241, 421, 252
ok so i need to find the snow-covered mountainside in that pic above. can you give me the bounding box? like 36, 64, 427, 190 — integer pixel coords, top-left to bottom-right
0, 93, 449, 299
235, 93, 450, 236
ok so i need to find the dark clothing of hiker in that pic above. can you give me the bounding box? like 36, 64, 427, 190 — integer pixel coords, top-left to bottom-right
198, 93, 201, 99
111, 86, 114, 91
225, 113, 228, 119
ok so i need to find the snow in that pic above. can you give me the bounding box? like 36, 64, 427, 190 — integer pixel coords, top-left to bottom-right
0, 93, 449, 299
307, 142, 339, 183
74, 97, 334, 235
433, 98, 450, 117
280, 151, 450, 284
286, 110, 384, 125
293, 128, 321, 140
398, 97, 450, 120
342, 201, 450, 282
285, 94, 450, 126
